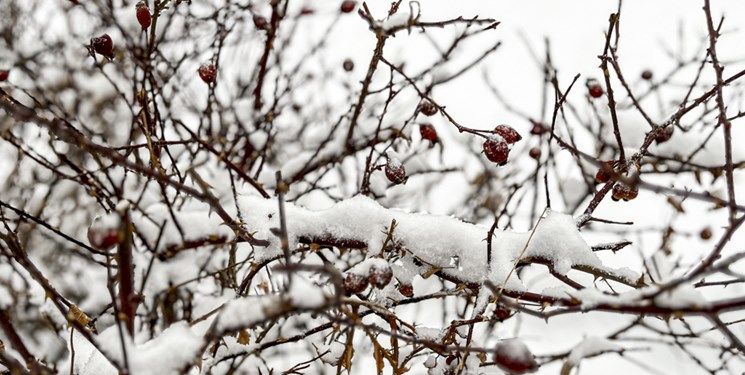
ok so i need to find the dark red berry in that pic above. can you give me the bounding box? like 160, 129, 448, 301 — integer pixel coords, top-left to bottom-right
419, 124, 438, 143
493, 306, 512, 321
340, 0, 356, 13
0, 70, 8, 82
530, 121, 547, 135
136, 1, 152, 30
588, 84, 604, 98
198, 64, 217, 84
398, 283, 414, 298
700, 227, 712, 240
594, 161, 615, 183
368, 263, 393, 289
612, 182, 638, 202
483, 138, 509, 165
494, 339, 538, 374
87, 216, 121, 250
419, 100, 438, 117
91, 34, 114, 60
253, 15, 268, 30
343, 273, 368, 295
641, 69, 653, 80
385, 159, 406, 185
493, 124, 522, 144
654, 126, 674, 144
528, 147, 541, 160
342, 59, 354, 72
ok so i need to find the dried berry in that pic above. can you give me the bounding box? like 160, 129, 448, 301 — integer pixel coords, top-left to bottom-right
343, 273, 368, 295
493, 124, 522, 144
594, 161, 615, 183
528, 147, 541, 160
612, 182, 638, 202
700, 227, 713, 240
340, 0, 356, 13
342, 58, 354, 72
385, 158, 406, 185
419, 123, 438, 143
654, 125, 674, 144
398, 283, 414, 298
419, 100, 438, 117
483, 138, 509, 165
198, 64, 217, 84
368, 262, 393, 289
91, 34, 114, 60
641, 69, 653, 81
494, 339, 538, 374
253, 15, 268, 30
0, 70, 8, 82
135, 1, 152, 30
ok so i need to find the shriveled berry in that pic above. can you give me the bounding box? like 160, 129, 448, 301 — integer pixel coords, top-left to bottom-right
641, 69, 653, 81
483, 138, 509, 165
340, 0, 356, 13
342, 58, 354, 72
198, 64, 217, 84
419, 100, 438, 116
398, 283, 414, 298
530, 121, 547, 135
494, 339, 538, 374
135, 1, 152, 30
528, 147, 541, 160
91, 34, 114, 60
0, 70, 8, 82
654, 125, 674, 144
594, 161, 615, 183
419, 124, 438, 143
368, 263, 393, 289
343, 273, 368, 295
253, 15, 268, 30
493, 124, 521, 144
385, 159, 406, 185
700, 227, 713, 240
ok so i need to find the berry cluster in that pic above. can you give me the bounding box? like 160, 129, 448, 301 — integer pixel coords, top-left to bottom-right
342, 262, 393, 295
483, 124, 521, 165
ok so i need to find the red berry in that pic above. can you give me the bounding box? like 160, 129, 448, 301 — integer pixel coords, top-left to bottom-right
340, 0, 356, 13
385, 159, 406, 185
419, 100, 438, 117
530, 121, 547, 135
419, 124, 438, 143
483, 138, 509, 165
343, 273, 368, 295
654, 125, 673, 144
494, 339, 538, 374
0, 70, 8, 82
700, 227, 712, 240
87, 215, 121, 250
300, 7, 315, 15
91, 34, 114, 60
594, 161, 615, 183
368, 263, 393, 289
253, 15, 268, 30
528, 147, 541, 160
494, 306, 512, 321
587, 81, 604, 98
641, 69, 653, 81
342, 58, 354, 72
493, 124, 522, 144
135, 1, 152, 30
612, 182, 638, 202
198, 64, 217, 84
398, 283, 414, 298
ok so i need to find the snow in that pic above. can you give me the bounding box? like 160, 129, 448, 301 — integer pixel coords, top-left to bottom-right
566, 337, 622, 366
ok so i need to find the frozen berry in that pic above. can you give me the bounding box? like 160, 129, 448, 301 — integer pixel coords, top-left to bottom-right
530, 121, 547, 136
419, 100, 438, 116
384, 158, 406, 185
588, 83, 604, 98
91, 34, 114, 60
528, 147, 541, 160
641, 69, 653, 81
398, 283, 414, 298
594, 161, 615, 183
654, 125, 674, 144
343, 273, 368, 295
494, 339, 538, 374
198, 64, 217, 84
700, 227, 713, 240
135, 1, 152, 30
253, 15, 268, 30
483, 138, 509, 165
0, 70, 8, 82
340, 0, 356, 13
612, 182, 638, 202
419, 124, 438, 143
342, 58, 354, 72
87, 215, 121, 250
493, 124, 521, 144
368, 263, 393, 289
